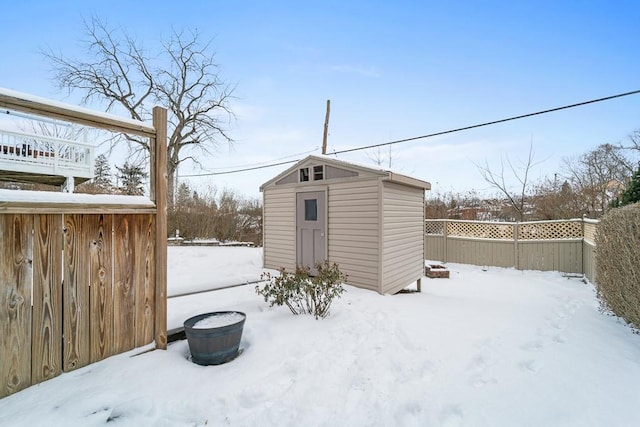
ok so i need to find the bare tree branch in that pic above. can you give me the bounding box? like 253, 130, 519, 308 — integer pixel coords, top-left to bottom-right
475, 142, 538, 221
42, 17, 235, 205
561, 143, 635, 216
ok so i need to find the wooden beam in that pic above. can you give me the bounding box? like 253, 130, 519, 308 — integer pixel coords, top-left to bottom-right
152, 106, 168, 350
0, 88, 155, 138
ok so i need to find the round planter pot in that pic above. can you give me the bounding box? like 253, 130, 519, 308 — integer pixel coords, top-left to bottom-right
184, 311, 246, 365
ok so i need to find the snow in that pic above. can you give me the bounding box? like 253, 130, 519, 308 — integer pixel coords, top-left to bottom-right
2, 248, 640, 426
191, 312, 246, 329
167, 246, 266, 299
0, 188, 153, 206
0, 87, 153, 132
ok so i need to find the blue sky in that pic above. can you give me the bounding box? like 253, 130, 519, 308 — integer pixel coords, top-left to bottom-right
1, 1, 639, 199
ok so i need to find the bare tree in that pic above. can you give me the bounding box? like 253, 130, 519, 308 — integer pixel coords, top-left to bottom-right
475, 142, 540, 221
562, 143, 634, 217
531, 177, 584, 220
44, 17, 235, 205
622, 129, 640, 152
366, 145, 393, 169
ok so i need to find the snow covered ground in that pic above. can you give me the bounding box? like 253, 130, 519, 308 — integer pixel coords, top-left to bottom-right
2, 248, 640, 426
166, 246, 266, 297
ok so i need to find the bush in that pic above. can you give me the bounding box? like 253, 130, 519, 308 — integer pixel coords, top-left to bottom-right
256, 262, 347, 319
595, 203, 640, 327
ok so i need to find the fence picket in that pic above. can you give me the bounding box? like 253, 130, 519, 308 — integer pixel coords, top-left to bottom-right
89, 214, 114, 363
0, 214, 33, 398
32, 214, 63, 384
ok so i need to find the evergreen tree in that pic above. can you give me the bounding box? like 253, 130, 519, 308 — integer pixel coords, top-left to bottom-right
116, 162, 148, 196
618, 164, 640, 206
92, 154, 113, 193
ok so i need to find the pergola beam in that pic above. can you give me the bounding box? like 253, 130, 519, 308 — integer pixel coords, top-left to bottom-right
0, 87, 155, 138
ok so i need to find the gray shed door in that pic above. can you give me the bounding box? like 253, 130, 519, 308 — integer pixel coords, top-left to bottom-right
296, 191, 326, 273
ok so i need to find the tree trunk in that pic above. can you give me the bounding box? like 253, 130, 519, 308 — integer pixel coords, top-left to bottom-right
167, 161, 176, 209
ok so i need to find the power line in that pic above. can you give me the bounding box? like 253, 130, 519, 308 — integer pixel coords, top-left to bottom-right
181, 89, 640, 177
180, 147, 319, 177
180, 159, 300, 177
332, 89, 640, 154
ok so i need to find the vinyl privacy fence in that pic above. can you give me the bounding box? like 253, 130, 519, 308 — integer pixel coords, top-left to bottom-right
425, 219, 598, 282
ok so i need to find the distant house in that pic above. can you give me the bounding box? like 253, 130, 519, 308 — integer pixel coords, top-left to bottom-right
260, 155, 431, 294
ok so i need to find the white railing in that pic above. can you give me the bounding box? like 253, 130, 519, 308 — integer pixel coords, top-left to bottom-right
0, 128, 94, 182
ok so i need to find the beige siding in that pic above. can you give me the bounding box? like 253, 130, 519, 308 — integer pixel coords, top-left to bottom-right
263, 187, 296, 271
518, 241, 583, 273
381, 182, 424, 294
327, 181, 380, 292
447, 238, 515, 268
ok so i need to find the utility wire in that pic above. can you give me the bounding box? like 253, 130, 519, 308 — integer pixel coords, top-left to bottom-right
181, 89, 640, 177
180, 159, 300, 177
180, 147, 319, 177
332, 89, 640, 154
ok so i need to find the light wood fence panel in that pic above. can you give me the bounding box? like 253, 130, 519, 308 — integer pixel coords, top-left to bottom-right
0, 214, 33, 398
0, 89, 167, 399
134, 214, 155, 347
63, 214, 91, 372
32, 214, 63, 384
89, 214, 113, 363
1, 211, 159, 398
113, 215, 136, 354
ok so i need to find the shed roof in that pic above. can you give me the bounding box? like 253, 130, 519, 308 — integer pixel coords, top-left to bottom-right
260, 155, 431, 191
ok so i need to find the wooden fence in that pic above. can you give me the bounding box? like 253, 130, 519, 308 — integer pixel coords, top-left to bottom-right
425, 218, 598, 282
0, 89, 168, 398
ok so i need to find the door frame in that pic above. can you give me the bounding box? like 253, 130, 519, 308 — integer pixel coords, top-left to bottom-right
295, 189, 327, 273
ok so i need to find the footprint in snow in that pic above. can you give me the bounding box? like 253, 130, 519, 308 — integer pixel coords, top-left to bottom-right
439, 405, 464, 427
520, 340, 545, 351
518, 359, 542, 373
394, 400, 425, 426
466, 355, 497, 388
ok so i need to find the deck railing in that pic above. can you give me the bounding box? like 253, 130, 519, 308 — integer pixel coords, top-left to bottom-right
0, 128, 94, 183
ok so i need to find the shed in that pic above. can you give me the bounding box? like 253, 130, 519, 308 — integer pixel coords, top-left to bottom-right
260, 155, 431, 294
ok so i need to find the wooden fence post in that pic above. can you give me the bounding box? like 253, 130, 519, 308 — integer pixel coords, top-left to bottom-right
152, 106, 168, 350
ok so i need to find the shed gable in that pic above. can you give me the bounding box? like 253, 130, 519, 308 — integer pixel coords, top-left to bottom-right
275, 163, 360, 185
325, 165, 358, 179
275, 171, 298, 185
